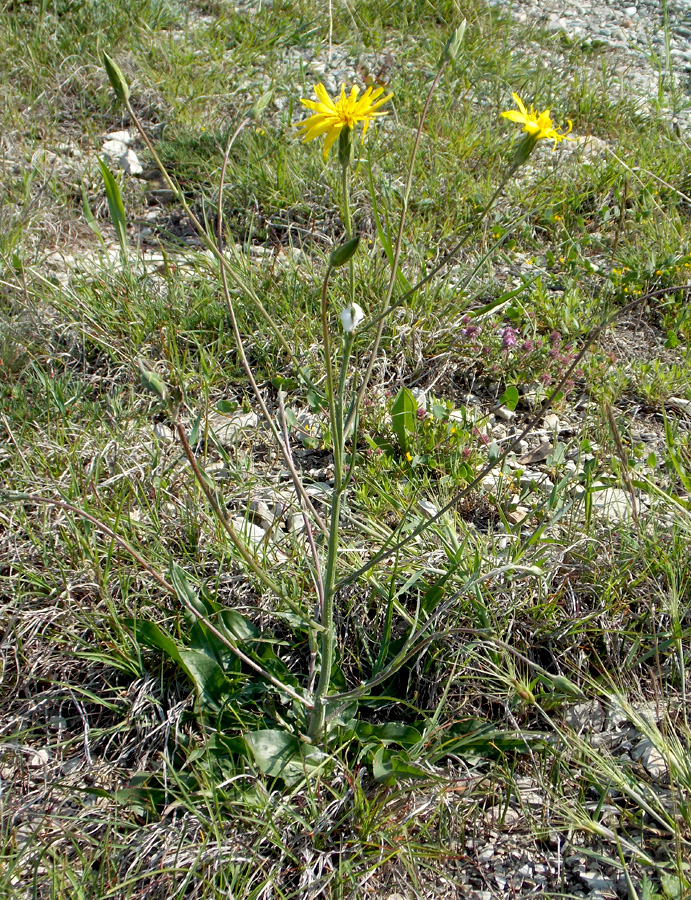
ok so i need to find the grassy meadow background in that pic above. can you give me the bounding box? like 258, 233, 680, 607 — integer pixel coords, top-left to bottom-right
1, 0, 691, 896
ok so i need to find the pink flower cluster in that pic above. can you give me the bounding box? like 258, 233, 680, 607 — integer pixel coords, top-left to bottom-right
456, 317, 582, 393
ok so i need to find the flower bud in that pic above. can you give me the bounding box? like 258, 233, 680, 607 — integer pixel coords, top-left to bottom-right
340, 303, 365, 333
442, 20, 467, 64
103, 53, 130, 104
329, 235, 360, 268
249, 89, 273, 121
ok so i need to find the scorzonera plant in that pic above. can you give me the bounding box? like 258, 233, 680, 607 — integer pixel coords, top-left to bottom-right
47, 28, 586, 770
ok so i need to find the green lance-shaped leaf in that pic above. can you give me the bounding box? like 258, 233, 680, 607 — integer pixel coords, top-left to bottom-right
329, 235, 360, 269
245, 729, 327, 785
80, 181, 105, 248
391, 387, 417, 454
103, 52, 130, 104
137, 360, 168, 402
98, 158, 128, 258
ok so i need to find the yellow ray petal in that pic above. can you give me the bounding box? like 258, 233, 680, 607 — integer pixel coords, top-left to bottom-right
502, 110, 528, 124
314, 83, 335, 108
368, 91, 393, 113
303, 119, 336, 142
512, 92, 528, 118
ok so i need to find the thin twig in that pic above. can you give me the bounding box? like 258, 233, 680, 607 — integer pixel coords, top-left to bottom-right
278, 393, 324, 694
215, 122, 328, 536
125, 103, 318, 392
174, 417, 285, 599
277, 393, 325, 615
1, 492, 311, 706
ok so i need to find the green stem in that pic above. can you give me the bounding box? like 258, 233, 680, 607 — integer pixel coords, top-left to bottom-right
320, 267, 341, 478
307, 165, 358, 743
341, 162, 352, 239
341, 162, 356, 311
2, 492, 313, 707
336, 284, 691, 592
124, 101, 318, 395
307, 487, 342, 742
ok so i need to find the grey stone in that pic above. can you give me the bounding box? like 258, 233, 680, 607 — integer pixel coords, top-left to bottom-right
153, 422, 175, 442
579, 871, 617, 894
495, 405, 516, 422
632, 737, 668, 782
478, 844, 495, 862
606, 694, 630, 728
519, 470, 554, 492
591, 487, 634, 522
207, 410, 258, 444
247, 499, 274, 530
28, 748, 50, 768
564, 701, 606, 734
230, 516, 268, 544
119, 147, 143, 175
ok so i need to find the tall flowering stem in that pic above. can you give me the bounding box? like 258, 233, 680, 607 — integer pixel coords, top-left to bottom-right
308, 139, 359, 742
308, 264, 346, 741
298, 65, 448, 743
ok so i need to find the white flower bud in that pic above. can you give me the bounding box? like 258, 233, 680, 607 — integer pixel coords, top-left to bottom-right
340, 303, 365, 333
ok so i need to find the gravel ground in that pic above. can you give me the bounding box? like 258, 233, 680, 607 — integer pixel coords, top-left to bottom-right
491, 0, 691, 123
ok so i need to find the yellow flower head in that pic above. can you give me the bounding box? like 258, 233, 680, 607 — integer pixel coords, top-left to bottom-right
295, 83, 393, 161
501, 92, 573, 147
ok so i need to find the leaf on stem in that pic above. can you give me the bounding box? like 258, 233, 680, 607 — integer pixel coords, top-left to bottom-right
98, 158, 128, 259
137, 360, 168, 402
391, 387, 417, 454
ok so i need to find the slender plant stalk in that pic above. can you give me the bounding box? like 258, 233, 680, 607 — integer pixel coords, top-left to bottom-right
307, 159, 363, 741
307, 263, 347, 742
216, 126, 328, 535
307, 487, 343, 741
277, 394, 324, 694
341, 161, 356, 309
124, 102, 318, 394
320, 267, 341, 477
336, 283, 691, 590
277, 392, 325, 615
361, 158, 524, 337
174, 418, 322, 635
